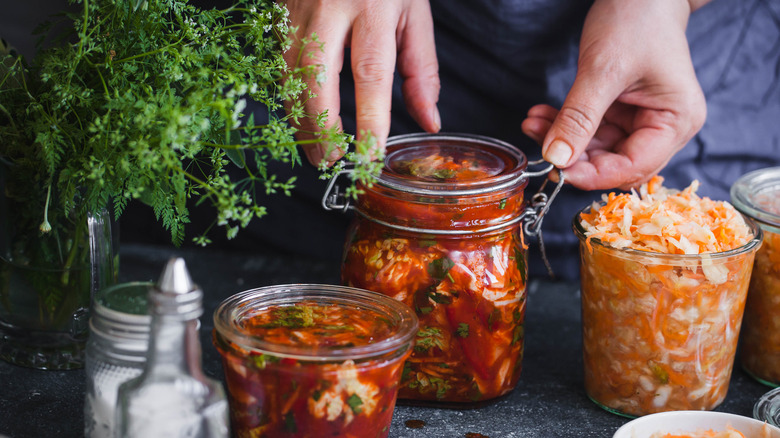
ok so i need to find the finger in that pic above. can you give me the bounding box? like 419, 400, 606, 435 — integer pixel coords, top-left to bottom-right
351, 7, 398, 154
522, 104, 558, 145
542, 66, 625, 169
521, 117, 553, 145
397, 0, 440, 133
563, 125, 679, 191
285, 9, 351, 166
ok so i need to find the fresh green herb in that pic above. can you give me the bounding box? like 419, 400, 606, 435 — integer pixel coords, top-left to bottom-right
311, 389, 322, 402
418, 306, 433, 314
427, 257, 455, 281
513, 308, 522, 323
427, 291, 452, 305
261, 305, 318, 329
456, 323, 469, 338
432, 168, 456, 180
346, 394, 363, 414
511, 325, 524, 345
499, 198, 507, 209
318, 324, 355, 331
649, 361, 669, 384
469, 382, 483, 402
0, 0, 380, 246
418, 239, 438, 248
415, 327, 446, 353
407, 370, 452, 399
487, 308, 501, 331
284, 411, 297, 433
514, 246, 527, 285
251, 353, 281, 370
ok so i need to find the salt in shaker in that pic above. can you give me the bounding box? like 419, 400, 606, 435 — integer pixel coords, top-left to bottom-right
114, 258, 228, 438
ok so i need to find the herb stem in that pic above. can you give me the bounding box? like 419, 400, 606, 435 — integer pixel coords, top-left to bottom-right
112, 35, 187, 64
77, 0, 90, 58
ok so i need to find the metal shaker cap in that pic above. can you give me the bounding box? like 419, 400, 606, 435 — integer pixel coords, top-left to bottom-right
150, 258, 203, 320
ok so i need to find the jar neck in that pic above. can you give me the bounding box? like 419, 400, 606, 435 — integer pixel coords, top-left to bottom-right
356, 182, 527, 233
144, 316, 204, 377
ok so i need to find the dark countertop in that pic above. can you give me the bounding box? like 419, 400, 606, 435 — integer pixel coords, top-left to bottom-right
0, 243, 772, 438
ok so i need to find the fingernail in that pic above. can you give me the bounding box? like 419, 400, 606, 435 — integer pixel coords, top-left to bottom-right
546, 140, 572, 167
431, 106, 441, 132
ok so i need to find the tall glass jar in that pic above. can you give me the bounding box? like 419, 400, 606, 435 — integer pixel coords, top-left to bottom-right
573, 206, 762, 418
329, 133, 558, 405
84, 282, 152, 438
731, 167, 780, 388
0, 191, 116, 369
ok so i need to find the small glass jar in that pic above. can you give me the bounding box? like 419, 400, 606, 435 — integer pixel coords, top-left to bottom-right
213, 284, 418, 438
84, 282, 152, 438
328, 133, 558, 404
573, 207, 762, 418
731, 167, 780, 388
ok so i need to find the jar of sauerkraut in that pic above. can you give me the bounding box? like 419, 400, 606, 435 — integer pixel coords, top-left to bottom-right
213, 284, 418, 438
324, 133, 561, 405
573, 177, 762, 418
731, 167, 780, 388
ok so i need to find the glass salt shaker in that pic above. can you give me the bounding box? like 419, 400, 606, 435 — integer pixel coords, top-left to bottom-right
85, 282, 152, 438
115, 258, 228, 438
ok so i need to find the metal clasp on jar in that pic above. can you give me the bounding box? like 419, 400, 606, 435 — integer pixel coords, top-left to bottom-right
322, 159, 565, 236
321, 167, 355, 212
521, 159, 565, 237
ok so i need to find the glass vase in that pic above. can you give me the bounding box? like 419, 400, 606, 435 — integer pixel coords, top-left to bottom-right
0, 180, 117, 370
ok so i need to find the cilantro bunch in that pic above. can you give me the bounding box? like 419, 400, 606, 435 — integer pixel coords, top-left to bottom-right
0, 0, 378, 246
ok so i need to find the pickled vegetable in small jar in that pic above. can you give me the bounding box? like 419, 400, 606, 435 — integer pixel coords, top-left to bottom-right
731, 167, 780, 387
212, 284, 418, 438
335, 133, 554, 404
573, 177, 762, 418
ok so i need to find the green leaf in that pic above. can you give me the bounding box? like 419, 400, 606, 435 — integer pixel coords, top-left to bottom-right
427, 257, 455, 281
456, 323, 469, 338
346, 394, 363, 414
284, 412, 297, 433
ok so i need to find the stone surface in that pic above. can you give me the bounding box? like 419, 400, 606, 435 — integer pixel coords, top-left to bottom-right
0, 243, 770, 438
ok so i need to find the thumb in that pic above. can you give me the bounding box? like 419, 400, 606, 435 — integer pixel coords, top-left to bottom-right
543, 69, 621, 168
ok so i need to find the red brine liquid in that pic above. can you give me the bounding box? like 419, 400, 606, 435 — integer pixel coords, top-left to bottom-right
213, 289, 416, 438
342, 142, 530, 403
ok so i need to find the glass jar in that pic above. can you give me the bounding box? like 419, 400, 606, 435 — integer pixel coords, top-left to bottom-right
573, 207, 762, 418
84, 282, 152, 438
327, 133, 559, 405
213, 284, 418, 438
730, 167, 780, 387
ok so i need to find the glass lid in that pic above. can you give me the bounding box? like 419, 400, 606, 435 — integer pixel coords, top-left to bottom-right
379, 133, 527, 196
730, 166, 780, 230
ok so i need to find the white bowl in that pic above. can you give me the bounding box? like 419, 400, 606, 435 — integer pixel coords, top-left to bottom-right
613, 411, 780, 438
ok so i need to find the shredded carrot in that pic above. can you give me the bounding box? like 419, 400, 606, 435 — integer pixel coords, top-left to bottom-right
580, 176, 752, 256
738, 193, 780, 385
577, 177, 759, 416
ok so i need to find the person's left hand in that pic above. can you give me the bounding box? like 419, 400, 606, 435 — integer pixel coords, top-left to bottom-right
521, 0, 708, 191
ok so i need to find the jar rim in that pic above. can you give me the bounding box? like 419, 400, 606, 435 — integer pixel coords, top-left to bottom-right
213, 284, 418, 361
372, 132, 528, 197
730, 166, 780, 232
571, 204, 763, 262
93, 281, 153, 325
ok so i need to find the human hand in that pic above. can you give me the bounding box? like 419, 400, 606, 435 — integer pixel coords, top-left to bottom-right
521, 0, 708, 191
282, 0, 441, 167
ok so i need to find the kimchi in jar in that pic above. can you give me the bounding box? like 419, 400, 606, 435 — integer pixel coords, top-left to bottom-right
731, 167, 780, 388
212, 284, 417, 438
573, 177, 762, 418
333, 133, 557, 405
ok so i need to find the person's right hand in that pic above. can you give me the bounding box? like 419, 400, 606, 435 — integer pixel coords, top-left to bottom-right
282, 0, 442, 167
